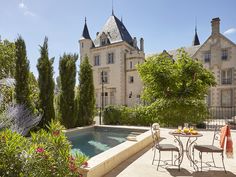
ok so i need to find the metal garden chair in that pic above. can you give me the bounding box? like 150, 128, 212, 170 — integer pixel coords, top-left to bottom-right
151, 123, 180, 171
193, 126, 226, 173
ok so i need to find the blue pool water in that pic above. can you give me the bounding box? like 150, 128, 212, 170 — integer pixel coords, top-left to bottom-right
69, 128, 142, 157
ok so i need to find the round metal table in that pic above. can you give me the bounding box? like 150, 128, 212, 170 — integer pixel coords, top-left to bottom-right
169, 131, 203, 171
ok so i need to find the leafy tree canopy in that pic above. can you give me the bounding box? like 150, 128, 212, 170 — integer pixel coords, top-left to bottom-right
138, 49, 216, 102
137, 49, 216, 126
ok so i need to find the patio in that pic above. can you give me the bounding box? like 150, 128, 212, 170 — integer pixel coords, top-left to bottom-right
104, 128, 236, 177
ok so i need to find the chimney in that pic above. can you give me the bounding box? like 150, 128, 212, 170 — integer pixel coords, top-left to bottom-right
211, 17, 220, 35
140, 38, 144, 51
133, 37, 137, 49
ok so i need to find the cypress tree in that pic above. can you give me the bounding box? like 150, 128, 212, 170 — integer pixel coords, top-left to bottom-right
77, 56, 95, 126
15, 36, 32, 110
59, 54, 77, 128
37, 37, 55, 127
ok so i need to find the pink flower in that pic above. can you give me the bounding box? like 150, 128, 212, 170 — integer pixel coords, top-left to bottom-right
36, 147, 45, 153
82, 161, 88, 167
69, 156, 75, 162
69, 163, 77, 172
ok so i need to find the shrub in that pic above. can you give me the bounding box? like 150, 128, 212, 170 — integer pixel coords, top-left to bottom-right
103, 105, 158, 126
0, 120, 88, 177
0, 129, 29, 176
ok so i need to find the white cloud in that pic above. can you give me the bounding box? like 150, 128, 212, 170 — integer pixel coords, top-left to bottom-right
19, 1, 26, 9
223, 28, 236, 35
18, 0, 36, 17
24, 11, 35, 17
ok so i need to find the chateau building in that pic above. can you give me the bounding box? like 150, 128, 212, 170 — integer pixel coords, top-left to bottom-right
79, 14, 236, 109
165, 18, 236, 107
79, 12, 145, 108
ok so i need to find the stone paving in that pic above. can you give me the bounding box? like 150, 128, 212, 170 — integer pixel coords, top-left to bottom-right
104, 128, 236, 177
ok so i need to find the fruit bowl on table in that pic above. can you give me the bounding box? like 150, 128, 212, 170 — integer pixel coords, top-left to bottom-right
190, 130, 198, 135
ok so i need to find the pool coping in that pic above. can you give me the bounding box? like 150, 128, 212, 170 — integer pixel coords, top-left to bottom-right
64, 125, 153, 177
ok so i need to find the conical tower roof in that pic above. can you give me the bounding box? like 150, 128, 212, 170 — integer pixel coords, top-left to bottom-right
81, 17, 91, 40
192, 27, 200, 46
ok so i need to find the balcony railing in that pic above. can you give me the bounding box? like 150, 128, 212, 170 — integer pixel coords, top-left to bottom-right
206, 106, 236, 129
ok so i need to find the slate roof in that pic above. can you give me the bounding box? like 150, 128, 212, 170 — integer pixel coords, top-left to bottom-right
147, 45, 201, 60
94, 15, 133, 47
81, 21, 91, 40
192, 28, 200, 46
167, 45, 201, 60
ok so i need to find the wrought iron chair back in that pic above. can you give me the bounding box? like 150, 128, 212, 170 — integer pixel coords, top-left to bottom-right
212, 125, 221, 147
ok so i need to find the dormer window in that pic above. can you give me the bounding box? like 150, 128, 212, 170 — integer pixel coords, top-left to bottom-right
101, 38, 106, 45
100, 32, 109, 46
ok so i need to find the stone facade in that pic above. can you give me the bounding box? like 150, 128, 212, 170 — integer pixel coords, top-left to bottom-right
165, 18, 236, 108
192, 18, 236, 107
79, 15, 236, 109
79, 14, 145, 107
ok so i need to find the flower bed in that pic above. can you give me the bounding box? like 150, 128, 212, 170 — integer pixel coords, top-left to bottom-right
0, 121, 88, 177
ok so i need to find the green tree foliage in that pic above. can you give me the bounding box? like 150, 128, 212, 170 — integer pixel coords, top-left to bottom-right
137, 49, 216, 126
29, 72, 40, 113
15, 36, 32, 110
77, 56, 95, 126
0, 39, 16, 79
37, 37, 55, 127
59, 54, 77, 128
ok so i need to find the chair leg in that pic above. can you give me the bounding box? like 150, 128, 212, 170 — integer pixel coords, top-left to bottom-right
211, 152, 216, 167
171, 151, 173, 165
152, 147, 156, 165
157, 151, 161, 170
200, 152, 202, 172
193, 148, 195, 165
178, 151, 180, 171
221, 152, 227, 173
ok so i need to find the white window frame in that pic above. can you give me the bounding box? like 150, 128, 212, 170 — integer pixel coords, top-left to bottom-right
94, 55, 100, 66
107, 53, 114, 64
221, 49, 228, 60
100, 71, 108, 84
130, 61, 133, 69
221, 68, 232, 85
204, 51, 211, 63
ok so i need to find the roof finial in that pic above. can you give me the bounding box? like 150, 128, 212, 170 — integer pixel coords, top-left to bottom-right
85, 16, 87, 24
112, 0, 114, 15
195, 16, 197, 33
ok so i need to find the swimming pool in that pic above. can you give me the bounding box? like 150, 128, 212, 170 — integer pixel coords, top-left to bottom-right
65, 125, 152, 177
69, 127, 144, 157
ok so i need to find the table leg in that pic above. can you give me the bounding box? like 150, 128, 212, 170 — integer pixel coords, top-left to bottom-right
186, 137, 198, 171
173, 136, 184, 166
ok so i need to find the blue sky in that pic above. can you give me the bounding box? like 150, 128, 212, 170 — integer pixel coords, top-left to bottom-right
0, 0, 236, 79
